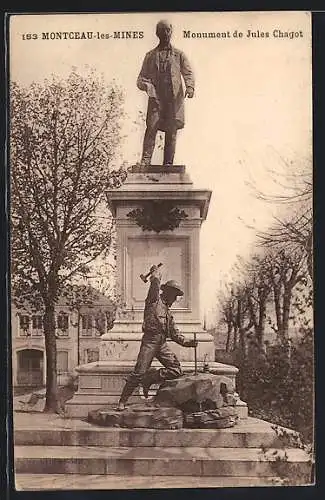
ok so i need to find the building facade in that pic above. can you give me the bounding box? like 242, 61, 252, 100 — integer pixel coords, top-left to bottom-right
12, 291, 114, 388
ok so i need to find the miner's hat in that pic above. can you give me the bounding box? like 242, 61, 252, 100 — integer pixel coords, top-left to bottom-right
161, 280, 184, 296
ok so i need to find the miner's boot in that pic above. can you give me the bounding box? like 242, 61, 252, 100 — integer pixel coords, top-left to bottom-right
116, 377, 139, 411
142, 368, 162, 399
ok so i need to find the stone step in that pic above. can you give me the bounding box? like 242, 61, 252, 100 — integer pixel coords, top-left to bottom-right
15, 473, 293, 490
14, 417, 288, 448
15, 445, 310, 478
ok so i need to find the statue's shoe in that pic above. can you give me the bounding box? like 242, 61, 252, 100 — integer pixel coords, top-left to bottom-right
115, 402, 128, 411
142, 380, 152, 399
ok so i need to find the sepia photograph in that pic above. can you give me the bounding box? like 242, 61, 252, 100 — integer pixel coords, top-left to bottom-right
9, 11, 314, 490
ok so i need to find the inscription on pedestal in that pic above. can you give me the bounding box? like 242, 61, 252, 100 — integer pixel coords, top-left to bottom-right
101, 375, 127, 392
79, 376, 101, 390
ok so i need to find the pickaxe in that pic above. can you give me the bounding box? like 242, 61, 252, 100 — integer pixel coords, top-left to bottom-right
140, 262, 163, 283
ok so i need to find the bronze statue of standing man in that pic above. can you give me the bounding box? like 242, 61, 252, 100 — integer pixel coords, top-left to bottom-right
137, 20, 195, 166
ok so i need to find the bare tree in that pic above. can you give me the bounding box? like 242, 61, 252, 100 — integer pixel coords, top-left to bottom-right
218, 247, 305, 353
263, 248, 307, 341
219, 282, 254, 358
259, 208, 312, 279
253, 156, 313, 279
240, 255, 272, 349
217, 285, 237, 352
11, 70, 126, 412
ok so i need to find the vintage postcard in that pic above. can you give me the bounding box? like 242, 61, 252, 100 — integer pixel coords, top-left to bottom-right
9, 11, 313, 490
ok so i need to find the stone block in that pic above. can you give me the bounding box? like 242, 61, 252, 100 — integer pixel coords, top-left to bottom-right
184, 409, 238, 429
88, 408, 122, 427
148, 408, 183, 430
200, 459, 264, 477
180, 398, 222, 413
118, 430, 155, 447
16, 392, 46, 413
235, 398, 249, 419
224, 393, 237, 406
121, 405, 182, 430
143, 458, 202, 477
88, 403, 183, 430
154, 373, 235, 409
65, 459, 107, 475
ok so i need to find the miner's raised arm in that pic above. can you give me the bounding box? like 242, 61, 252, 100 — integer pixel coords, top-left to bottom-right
145, 265, 162, 305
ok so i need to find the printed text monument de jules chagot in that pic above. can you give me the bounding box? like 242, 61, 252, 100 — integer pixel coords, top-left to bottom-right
183, 28, 304, 39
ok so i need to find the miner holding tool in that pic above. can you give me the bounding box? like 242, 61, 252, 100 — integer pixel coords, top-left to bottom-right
116, 264, 198, 410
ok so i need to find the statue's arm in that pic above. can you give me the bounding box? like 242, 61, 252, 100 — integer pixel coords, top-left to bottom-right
169, 316, 197, 347
145, 274, 161, 305
137, 53, 152, 91
180, 51, 195, 93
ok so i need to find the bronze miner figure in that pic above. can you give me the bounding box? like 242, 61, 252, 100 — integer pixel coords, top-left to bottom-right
116, 265, 197, 410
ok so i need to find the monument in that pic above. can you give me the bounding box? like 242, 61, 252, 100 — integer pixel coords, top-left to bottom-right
138, 19, 194, 166
65, 20, 247, 419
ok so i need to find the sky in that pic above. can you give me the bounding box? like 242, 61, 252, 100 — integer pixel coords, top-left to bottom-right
9, 12, 312, 326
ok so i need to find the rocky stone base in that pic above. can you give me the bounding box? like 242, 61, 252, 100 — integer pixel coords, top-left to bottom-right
87, 403, 239, 430
184, 407, 238, 429
87, 373, 241, 430
150, 373, 240, 429
88, 403, 183, 430
154, 373, 235, 408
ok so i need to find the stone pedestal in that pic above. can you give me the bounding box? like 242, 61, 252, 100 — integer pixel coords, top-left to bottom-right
65, 166, 247, 418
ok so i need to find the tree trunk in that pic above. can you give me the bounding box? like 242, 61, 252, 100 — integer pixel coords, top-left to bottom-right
236, 300, 248, 359
225, 323, 233, 352
239, 328, 247, 358
307, 249, 313, 280
233, 325, 238, 349
282, 287, 292, 341
273, 284, 283, 340
77, 309, 81, 365
43, 301, 59, 412
257, 298, 267, 349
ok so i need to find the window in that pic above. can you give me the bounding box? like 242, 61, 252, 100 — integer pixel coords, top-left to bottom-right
57, 351, 69, 374
57, 313, 69, 336
32, 315, 43, 329
19, 315, 30, 336
32, 315, 43, 336
85, 349, 99, 363
18, 349, 43, 370
81, 314, 93, 336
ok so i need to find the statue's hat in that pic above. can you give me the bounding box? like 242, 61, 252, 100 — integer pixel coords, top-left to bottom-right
161, 280, 184, 296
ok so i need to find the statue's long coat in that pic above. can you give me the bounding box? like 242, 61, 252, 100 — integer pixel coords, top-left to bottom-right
137, 46, 195, 131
